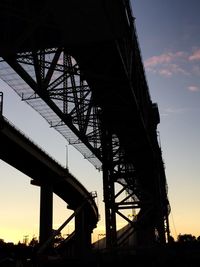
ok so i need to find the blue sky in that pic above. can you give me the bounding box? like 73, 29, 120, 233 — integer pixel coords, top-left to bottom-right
132, 0, 200, 238
0, 1, 200, 243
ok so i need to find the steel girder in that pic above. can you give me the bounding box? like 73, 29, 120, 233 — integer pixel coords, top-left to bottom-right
1, 24, 170, 248
0, 49, 154, 247
0, 0, 170, 252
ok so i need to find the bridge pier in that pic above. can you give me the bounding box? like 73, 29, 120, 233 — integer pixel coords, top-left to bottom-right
39, 182, 53, 245
74, 208, 93, 258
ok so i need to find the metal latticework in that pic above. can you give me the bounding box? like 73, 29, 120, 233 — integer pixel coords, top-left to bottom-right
0, 50, 102, 169
0, 0, 170, 249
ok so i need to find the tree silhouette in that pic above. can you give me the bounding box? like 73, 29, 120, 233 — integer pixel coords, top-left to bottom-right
177, 234, 196, 243
29, 237, 38, 247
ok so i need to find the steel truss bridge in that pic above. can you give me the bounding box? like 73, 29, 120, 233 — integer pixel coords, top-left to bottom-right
0, 0, 170, 251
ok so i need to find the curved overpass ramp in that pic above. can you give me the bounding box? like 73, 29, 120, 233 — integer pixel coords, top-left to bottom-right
0, 115, 98, 251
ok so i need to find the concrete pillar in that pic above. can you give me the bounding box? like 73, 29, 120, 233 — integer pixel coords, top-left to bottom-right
74, 208, 92, 258
39, 183, 53, 245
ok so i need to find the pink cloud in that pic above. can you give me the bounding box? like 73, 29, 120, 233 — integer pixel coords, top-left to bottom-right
149, 64, 188, 77
189, 49, 200, 61
144, 51, 186, 68
170, 64, 189, 75
144, 54, 172, 67
159, 69, 172, 77
188, 86, 200, 92
144, 51, 190, 77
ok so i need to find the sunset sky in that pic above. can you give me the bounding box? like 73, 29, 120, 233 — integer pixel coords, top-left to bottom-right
132, 0, 200, 238
0, 0, 200, 243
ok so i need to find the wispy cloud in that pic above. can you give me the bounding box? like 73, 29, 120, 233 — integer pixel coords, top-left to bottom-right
160, 107, 184, 118
159, 69, 172, 77
189, 49, 200, 61
165, 107, 186, 114
145, 52, 186, 68
144, 49, 200, 77
158, 64, 189, 77
144, 53, 173, 68
161, 106, 200, 117
187, 85, 200, 92
144, 51, 189, 77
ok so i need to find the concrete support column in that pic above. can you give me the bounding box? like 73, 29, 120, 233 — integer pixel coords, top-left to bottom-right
74, 208, 92, 258
39, 183, 53, 245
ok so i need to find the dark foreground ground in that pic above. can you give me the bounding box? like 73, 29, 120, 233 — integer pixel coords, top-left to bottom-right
57, 244, 200, 267
1, 242, 200, 267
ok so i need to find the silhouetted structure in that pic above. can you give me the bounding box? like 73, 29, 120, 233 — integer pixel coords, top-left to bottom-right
0, 115, 98, 260
0, 0, 170, 258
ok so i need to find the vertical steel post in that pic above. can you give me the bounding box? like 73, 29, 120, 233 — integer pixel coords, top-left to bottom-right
155, 157, 168, 244
101, 121, 117, 248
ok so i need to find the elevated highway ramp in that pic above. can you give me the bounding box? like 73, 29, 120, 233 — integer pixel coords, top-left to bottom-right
0, 115, 98, 255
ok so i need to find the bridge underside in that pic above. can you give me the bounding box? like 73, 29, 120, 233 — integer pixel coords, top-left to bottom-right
0, 0, 170, 249
0, 115, 99, 257
0, 0, 131, 54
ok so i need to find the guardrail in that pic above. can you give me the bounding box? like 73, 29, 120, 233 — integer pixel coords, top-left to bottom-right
2, 115, 66, 170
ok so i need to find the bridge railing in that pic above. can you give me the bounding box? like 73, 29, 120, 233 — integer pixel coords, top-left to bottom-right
120, 1, 153, 125
2, 115, 66, 170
